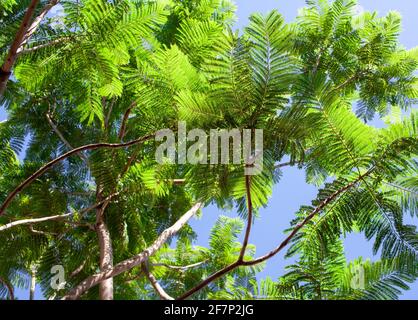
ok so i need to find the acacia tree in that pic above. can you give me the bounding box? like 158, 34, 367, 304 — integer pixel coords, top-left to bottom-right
0, 0, 418, 300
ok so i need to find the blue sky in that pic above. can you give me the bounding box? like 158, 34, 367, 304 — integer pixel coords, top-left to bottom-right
2, 0, 418, 300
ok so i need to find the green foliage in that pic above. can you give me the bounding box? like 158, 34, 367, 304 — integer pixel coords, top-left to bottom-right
0, 0, 417, 300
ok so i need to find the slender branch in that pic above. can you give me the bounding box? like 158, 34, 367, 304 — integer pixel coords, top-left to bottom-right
104, 99, 116, 131
46, 112, 74, 150
17, 37, 71, 54
0, 134, 154, 216
64, 220, 95, 231
118, 145, 142, 179
176, 262, 241, 300
46, 112, 88, 163
69, 262, 86, 278
0, 0, 40, 96
172, 179, 186, 185
0, 213, 72, 232
0, 277, 14, 300
177, 170, 373, 300
175, 176, 252, 300
62, 202, 203, 300
0, 193, 118, 232
242, 175, 361, 266
123, 271, 144, 284
239, 175, 253, 261
274, 161, 304, 169
142, 264, 174, 300
152, 260, 207, 271
329, 71, 366, 95
19, 0, 60, 48
118, 102, 136, 140
28, 225, 58, 236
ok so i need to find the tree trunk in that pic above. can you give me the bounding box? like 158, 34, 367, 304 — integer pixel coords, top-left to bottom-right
96, 216, 114, 300
29, 267, 36, 300
95, 190, 114, 300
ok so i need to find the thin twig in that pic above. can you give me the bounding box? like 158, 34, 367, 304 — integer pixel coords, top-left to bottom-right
46, 112, 88, 163
17, 36, 70, 54
28, 225, 58, 236
274, 161, 304, 169
152, 260, 207, 271
46, 112, 74, 150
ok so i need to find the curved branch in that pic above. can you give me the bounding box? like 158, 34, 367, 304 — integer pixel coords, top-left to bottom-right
69, 262, 86, 278
0, 277, 14, 300
142, 264, 174, 300
0, 134, 154, 216
0, 193, 118, 232
0, 0, 40, 96
19, 0, 60, 49
62, 202, 202, 300
177, 170, 373, 300
118, 102, 136, 140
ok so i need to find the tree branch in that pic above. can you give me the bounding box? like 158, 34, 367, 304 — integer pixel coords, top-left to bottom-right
62, 202, 203, 300
69, 261, 86, 278
239, 175, 253, 261
152, 260, 207, 271
118, 102, 136, 140
0, 192, 118, 232
0, 0, 40, 96
242, 175, 365, 266
17, 36, 71, 54
28, 225, 58, 236
19, 0, 60, 48
0, 134, 154, 216
142, 264, 174, 300
46, 112, 74, 150
0, 277, 14, 300
46, 112, 89, 163
0, 213, 72, 232
274, 161, 304, 169
177, 170, 373, 300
